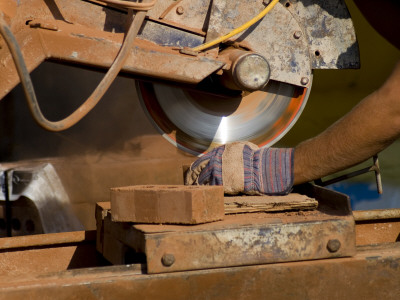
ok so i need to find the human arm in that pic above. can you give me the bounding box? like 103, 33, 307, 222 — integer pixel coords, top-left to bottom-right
294, 61, 400, 185
186, 63, 400, 192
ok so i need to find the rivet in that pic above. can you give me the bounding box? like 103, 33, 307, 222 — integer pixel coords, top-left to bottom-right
327, 239, 341, 253
300, 77, 309, 85
161, 253, 175, 267
176, 6, 184, 15
293, 31, 302, 39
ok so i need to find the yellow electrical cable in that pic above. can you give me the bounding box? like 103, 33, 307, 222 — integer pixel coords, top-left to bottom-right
192, 0, 280, 52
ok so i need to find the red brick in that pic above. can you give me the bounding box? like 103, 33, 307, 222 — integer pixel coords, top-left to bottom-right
110, 185, 224, 224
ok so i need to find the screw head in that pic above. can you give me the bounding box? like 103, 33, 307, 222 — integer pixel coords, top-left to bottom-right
176, 6, 184, 15
300, 77, 309, 85
327, 239, 341, 253
161, 253, 175, 267
293, 31, 302, 39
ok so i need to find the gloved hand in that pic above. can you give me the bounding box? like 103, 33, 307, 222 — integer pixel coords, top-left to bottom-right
185, 142, 294, 195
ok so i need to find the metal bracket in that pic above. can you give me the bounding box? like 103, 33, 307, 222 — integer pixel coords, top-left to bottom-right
315, 155, 383, 194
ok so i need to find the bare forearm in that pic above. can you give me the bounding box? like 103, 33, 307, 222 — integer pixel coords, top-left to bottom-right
294, 61, 400, 185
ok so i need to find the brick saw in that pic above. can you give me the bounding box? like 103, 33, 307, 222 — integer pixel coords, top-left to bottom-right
0, 0, 360, 155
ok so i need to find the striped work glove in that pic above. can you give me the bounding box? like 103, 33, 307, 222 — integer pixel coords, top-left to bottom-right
185, 142, 294, 195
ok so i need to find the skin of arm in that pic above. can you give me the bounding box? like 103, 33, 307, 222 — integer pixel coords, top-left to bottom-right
294, 60, 400, 185
293, 0, 400, 185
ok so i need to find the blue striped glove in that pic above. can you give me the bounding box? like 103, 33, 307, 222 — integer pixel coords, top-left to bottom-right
185, 142, 294, 195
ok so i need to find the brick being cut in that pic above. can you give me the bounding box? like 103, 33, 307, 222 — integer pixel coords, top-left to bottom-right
110, 185, 224, 224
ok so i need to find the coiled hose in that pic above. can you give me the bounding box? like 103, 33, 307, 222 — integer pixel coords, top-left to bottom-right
0, 3, 151, 131
0, 0, 278, 130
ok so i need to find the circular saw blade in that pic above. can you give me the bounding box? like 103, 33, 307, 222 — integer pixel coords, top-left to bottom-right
137, 80, 311, 156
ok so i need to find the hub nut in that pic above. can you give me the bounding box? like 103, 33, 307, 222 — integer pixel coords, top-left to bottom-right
234, 54, 271, 91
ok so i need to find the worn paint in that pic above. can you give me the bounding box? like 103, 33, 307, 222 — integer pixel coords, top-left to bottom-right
286, 0, 360, 69
207, 0, 312, 87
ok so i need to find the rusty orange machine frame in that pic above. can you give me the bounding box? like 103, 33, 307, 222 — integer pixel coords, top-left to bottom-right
0, 0, 359, 149
0, 1, 398, 299
0, 188, 399, 299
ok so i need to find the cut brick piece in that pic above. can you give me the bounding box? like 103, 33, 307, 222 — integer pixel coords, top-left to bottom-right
110, 185, 224, 224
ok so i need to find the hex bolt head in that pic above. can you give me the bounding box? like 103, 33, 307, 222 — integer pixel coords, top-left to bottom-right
176, 6, 184, 15
293, 31, 302, 39
327, 239, 341, 253
161, 253, 175, 267
300, 77, 309, 85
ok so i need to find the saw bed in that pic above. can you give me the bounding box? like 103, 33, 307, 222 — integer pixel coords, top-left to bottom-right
96, 184, 355, 274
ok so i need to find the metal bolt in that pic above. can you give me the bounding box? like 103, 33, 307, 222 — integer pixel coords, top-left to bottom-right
293, 31, 302, 39
161, 253, 175, 267
327, 239, 341, 253
300, 77, 309, 85
263, 0, 271, 5
176, 6, 184, 15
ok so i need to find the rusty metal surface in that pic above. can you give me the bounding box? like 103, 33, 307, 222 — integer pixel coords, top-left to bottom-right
286, 0, 360, 69
0, 230, 94, 250
0, 0, 360, 102
38, 23, 224, 82
354, 208, 400, 221
0, 243, 398, 299
98, 185, 356, 274
143, 215, 355, 273
207, 0, 312, 88
0, 29, 45, 100
0, 0, 225, 100
356, 219, 400, 246
0, 230, 103, 279
0, 20, 225, 100
149, 0, 211, 33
